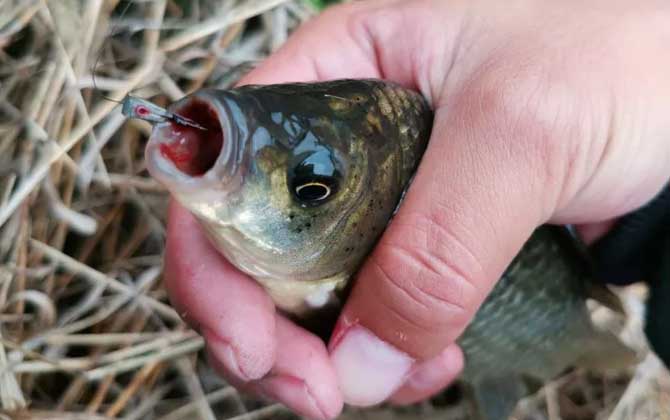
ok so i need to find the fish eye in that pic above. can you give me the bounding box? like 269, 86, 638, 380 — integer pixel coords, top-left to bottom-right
295, 181, 332, 202
289, 148, 341, 206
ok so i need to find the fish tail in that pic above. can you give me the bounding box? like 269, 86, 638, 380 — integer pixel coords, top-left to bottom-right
576, 328, 638, 371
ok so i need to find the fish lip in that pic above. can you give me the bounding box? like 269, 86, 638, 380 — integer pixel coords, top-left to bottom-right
144, 90, 237, 195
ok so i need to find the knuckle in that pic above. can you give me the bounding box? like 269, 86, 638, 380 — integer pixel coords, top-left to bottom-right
372, 211, 487, 335
344, 1, 411, 68
344, 4, 386, 57
322, 0, 386, 35
475, 64, 569, 154
453, 57, 591, 215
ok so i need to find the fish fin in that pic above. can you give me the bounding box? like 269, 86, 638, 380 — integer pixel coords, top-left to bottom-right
467, 377, 528, 420
576, 328, 638, 371
520, 374, 544, 395
587, 283, 626, 315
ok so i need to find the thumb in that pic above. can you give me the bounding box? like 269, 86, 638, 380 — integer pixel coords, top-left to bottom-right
327, 3, 670, 405
328, 76, 575, 406
328, 19, 670, 400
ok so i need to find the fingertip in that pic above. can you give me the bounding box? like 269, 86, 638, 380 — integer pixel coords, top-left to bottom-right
255, 375, 341, 420
204, 341, 253, 390
250, 315, 344, 419
203, 328, 274, 382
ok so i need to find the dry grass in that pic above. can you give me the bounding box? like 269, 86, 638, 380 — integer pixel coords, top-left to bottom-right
0, 1, 667, 419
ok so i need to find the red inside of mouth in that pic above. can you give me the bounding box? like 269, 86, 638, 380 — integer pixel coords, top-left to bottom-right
159, 100, 224, 176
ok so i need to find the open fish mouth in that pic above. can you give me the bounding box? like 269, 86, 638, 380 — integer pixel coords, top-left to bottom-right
144, 91, 236, 194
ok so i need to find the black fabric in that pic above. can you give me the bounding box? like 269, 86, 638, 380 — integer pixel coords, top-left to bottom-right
645, 235, 670, 369
590, 183, 670, 368
591, 184, 670, 285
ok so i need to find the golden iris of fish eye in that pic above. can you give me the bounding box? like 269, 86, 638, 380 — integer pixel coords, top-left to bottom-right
295, 182, 331, 201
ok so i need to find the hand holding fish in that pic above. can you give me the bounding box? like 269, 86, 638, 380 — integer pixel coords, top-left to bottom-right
159, 1, 670, 418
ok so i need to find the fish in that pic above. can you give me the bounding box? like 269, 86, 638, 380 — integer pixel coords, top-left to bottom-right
143, 79, 635, 419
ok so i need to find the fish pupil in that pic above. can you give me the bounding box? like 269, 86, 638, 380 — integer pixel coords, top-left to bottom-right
295, 182, 331, 202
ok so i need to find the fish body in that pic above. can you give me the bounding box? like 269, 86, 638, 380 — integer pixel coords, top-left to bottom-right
145, 79, 633, 419
459, 226, 634, 418
461, 227, 604, 383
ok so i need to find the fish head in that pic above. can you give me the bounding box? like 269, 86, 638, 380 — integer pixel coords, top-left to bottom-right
145, 81, 431, 314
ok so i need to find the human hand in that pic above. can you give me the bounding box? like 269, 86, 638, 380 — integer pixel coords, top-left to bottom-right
163, 0, 670, 418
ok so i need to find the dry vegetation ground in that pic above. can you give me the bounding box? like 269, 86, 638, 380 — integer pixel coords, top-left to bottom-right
0, 1, 668, 419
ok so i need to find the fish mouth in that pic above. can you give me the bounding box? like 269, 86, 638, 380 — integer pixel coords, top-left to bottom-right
145, 91, 236, 194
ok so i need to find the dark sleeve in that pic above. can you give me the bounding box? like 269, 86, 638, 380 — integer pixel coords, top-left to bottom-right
591, 182, 670, 369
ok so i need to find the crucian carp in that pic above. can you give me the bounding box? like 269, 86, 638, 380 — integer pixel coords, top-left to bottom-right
143, 79, 636, 420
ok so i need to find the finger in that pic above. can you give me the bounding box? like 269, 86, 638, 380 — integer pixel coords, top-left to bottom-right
237, 1, 383, 86
236, 0, 458, 90
164, 200, 277, 381
246, 316, 343, 420
204, 313, 343, 419
206, 315, 343, 419
388, 345, 464, 406
328, 78, 557, 403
